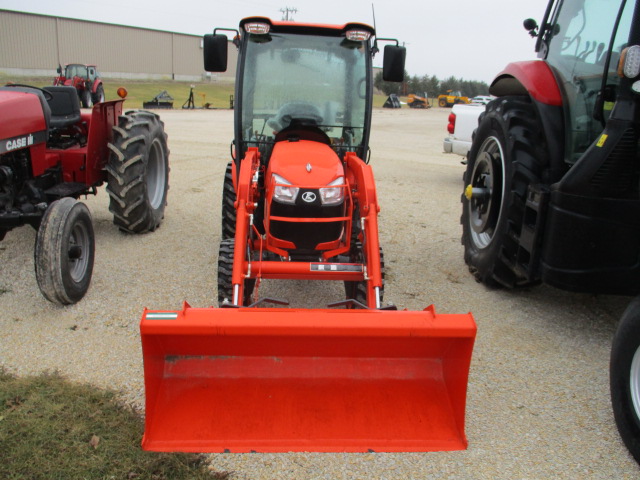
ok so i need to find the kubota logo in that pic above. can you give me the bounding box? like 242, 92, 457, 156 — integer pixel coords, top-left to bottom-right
301, 191, 316, 203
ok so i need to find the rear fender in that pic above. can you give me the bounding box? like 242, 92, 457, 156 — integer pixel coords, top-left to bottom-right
82, 99, 124, 185
489, 60, 566, 181
91, 79, 102, 94
490, 61, 562, 107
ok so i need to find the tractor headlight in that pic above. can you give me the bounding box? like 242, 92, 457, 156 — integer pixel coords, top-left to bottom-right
345, 29, 371, 42
244, 22, 270, 34
320, 177, 345, 205
273, 174, 299, 204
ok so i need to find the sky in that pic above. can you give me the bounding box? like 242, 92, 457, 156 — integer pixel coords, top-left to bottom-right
1, 0, 551, 83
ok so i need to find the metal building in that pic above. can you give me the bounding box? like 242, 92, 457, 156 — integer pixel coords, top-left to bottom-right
0, 9, 236, 82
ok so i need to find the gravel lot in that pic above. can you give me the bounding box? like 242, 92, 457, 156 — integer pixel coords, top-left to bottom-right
1, 107, 639, 479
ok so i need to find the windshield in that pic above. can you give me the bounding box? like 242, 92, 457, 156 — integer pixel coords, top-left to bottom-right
65, 64, 88, 79
238, 32, 369, 159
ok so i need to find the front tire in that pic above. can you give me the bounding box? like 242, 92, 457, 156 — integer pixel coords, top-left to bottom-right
217, 238, 255, 306
611, 297, 640, 464
34, 198, 95, 305
461, 96, 548, 288
344, 242, 385, 308
106, 111, 170, 233
221, 161, 236, 240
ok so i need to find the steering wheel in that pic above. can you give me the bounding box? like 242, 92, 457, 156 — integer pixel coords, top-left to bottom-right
4, 83, 54, 101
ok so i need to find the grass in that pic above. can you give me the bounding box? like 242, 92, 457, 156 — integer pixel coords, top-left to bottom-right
0, 369, 228, 480
0, 73, 394, 109
0, 73, 235, 110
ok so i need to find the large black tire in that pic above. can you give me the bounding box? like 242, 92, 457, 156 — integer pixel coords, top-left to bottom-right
611, 296, 640, 464
92, 84, 105, 104
106, 111, 169, 233
217, 238, 255, 306
461, 96, 548, 288
34, 198, 95, 305
81, 89, 92, 108
221, 161, 236, 240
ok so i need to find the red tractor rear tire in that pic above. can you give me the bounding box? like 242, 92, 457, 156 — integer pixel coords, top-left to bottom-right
106, 111, 170, 233
34, 198, 95, 305
461, 96, 548, 288
92, 84, 105, 104
81, 88, 92, 108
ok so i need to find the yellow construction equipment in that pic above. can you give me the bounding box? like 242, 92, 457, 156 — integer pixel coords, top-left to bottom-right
438, 90, 470, 107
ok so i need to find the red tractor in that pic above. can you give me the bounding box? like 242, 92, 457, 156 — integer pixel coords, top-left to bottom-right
54, 64, 105, 108
460, 0, 640, 463
0, 84, 169, 304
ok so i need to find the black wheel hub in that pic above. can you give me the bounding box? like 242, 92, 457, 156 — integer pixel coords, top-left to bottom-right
467, 137, 504, 249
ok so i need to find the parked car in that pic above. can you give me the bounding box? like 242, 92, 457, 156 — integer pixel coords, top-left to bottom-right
469, 95, 494, 105
443, 103, 485, 161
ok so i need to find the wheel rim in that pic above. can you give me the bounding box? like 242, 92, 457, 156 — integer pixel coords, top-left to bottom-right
630, 345, 640, 420
146, 138, 166, 209
68, 221, 90, 283
468, 136, 505, 249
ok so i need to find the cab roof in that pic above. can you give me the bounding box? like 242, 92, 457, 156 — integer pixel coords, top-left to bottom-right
239, 16, 375, 38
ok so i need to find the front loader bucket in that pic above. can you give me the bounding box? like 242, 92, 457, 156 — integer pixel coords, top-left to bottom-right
140, 304, 476, 453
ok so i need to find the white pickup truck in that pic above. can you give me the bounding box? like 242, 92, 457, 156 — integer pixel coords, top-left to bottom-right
442, 102, 486, 160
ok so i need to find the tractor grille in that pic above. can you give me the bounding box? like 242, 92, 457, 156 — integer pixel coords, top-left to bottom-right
270, 201, 344, 250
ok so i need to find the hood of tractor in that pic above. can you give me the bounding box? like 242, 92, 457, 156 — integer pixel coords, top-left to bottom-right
267, 139, 344, 188
265, 138, 347, 253
0, 90, 48, 145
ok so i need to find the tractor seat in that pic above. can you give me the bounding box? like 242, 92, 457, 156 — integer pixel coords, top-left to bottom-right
42, 86, 82, 129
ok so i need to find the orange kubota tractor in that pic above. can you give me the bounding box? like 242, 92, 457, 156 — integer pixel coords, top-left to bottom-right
140, 16, 476, 453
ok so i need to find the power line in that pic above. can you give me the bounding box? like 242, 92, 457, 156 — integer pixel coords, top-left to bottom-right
279, 7, 297, 21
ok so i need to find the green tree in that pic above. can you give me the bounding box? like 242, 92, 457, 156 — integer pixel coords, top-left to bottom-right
374, 70, 401, 95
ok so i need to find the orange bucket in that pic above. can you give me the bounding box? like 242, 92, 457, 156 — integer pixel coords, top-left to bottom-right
140, 303, 476, 452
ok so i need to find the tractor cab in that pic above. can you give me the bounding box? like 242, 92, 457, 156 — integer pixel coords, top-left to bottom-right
523, 0, 638, 166
233, 20, 373, 163
205, 17, 405, 261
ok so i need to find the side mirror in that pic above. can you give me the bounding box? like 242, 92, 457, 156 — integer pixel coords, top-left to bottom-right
523, 18, 539, 37
56, 65, 62, 75
203, 34, 229, 72
383, 45, 406, 82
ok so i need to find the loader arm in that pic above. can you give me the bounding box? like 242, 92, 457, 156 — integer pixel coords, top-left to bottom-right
230, 147, 260, 305
345, 152, 384, 308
